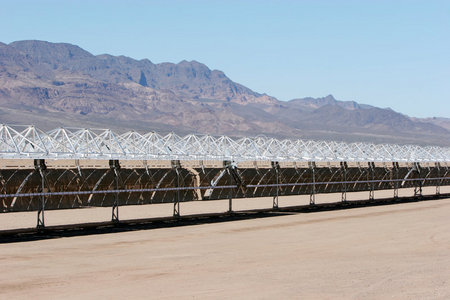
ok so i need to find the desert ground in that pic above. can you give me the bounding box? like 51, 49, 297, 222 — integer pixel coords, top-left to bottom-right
1, 186, 450, 299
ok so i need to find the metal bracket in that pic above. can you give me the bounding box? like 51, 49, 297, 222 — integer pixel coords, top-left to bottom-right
75, 159, 82, 177
144, 159, 150, 176
200, 160, 205, 174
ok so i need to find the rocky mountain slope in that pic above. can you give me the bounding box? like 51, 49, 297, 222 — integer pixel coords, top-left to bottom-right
0, 40, 449, 146
411, 117, 450, 132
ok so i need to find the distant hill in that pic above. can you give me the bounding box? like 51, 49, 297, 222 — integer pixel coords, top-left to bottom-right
411, 117, 450, 132
287, 94, 375, 111
0, 40, 449, 146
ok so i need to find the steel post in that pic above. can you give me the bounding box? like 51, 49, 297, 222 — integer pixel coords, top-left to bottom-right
110, 160, 120, 222
228, 169, 233, 213
35, 159, 47, 229
414, 163, 422, 198
436, 163, 441, 196
341, 162, 347, 202
272, 161, 279, 209
224, 160, 241, 213
393, 162, 399, 199
172, 160, 181, 217
37, 171, 45, 228
369, 162, 375, 201
309, 161, 316, 205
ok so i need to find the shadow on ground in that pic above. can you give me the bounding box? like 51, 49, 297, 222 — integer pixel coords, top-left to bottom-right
1, 193, 448, 244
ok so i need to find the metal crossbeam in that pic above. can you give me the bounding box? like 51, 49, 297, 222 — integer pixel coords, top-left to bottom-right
1, 124, 449, 162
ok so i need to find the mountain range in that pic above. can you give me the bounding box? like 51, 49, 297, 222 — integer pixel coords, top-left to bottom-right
0, 40, 449, 146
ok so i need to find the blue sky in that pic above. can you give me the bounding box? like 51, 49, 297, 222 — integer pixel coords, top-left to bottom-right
1, 0, 449, 118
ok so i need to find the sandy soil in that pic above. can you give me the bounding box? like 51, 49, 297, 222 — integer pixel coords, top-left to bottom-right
1, 187, 450, 299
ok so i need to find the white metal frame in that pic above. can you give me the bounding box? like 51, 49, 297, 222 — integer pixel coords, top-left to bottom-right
0, 124, 449, 162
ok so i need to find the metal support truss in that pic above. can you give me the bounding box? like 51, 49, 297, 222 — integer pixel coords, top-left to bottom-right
272, 161, 280, 209
0, 124, 449, 163
34, 159, 47, 228
341, 162, 347, 202
172, 160, 181, 217
110, 160, 120, 222
369, 162, 375, 201
309, 161, 316, 205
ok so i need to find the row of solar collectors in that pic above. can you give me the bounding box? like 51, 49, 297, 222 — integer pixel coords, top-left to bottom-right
1, 159, 449, 212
